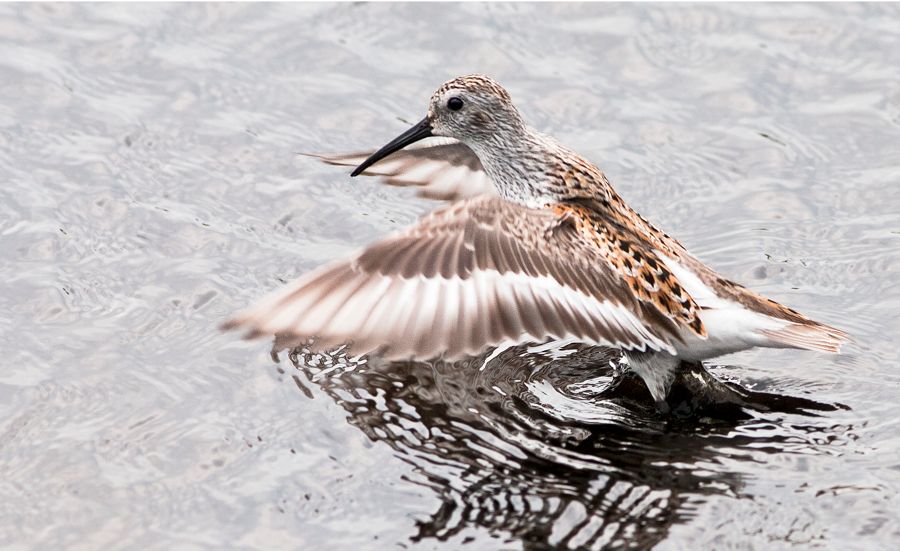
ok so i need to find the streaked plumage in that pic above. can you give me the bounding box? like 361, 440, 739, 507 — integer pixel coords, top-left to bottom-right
225, 75, 849, 405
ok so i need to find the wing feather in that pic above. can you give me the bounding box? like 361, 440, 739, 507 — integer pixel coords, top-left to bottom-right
224, 196, 690, 359
307, 138, 495, 201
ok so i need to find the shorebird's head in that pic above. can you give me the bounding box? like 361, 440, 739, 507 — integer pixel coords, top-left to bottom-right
351, 75, 527, 177
427, 75, 527, 143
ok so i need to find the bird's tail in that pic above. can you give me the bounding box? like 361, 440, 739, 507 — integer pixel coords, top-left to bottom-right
760, 322, 851, 354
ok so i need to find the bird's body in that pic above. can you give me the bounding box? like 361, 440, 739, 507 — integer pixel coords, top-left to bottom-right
226, 75, 848, 405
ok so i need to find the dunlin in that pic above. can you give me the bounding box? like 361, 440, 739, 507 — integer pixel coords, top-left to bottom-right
224, 75, 849, 407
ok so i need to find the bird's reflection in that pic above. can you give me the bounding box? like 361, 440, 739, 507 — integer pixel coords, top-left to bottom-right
285, 342, 845, 550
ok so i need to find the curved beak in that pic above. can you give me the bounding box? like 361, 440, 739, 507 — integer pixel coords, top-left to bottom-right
351, 117, 433, 177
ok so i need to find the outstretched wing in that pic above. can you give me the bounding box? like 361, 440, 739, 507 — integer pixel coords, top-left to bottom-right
308, 138, 495, 201
224, 196, 692, 360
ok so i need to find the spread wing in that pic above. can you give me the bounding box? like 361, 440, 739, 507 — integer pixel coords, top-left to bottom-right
224, 196, 690, 360
307, 138, 496, 201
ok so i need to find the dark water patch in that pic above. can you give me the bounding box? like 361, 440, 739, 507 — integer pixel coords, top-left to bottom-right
286, 344, 857, 549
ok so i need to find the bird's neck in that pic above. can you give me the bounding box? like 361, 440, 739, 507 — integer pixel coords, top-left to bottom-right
471, 129, 685, 257
470, 128, 621, 209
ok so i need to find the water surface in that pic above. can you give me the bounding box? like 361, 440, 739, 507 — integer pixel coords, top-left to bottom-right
1, 3, 899, 549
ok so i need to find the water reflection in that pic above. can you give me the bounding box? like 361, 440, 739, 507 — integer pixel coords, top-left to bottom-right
286, 344, 846, 549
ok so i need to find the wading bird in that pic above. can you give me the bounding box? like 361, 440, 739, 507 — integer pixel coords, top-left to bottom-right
224, 75, 849, 409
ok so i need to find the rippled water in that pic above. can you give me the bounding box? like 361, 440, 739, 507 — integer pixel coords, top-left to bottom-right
2, 3, 899, 549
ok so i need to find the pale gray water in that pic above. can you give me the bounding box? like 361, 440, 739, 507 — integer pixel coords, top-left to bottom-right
1, 2, 899, 550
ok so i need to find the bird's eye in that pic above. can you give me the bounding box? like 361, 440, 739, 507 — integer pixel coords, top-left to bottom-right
447, 97, 464, 111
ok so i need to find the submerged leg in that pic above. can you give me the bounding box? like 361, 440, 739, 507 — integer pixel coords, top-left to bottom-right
624, 351, 681, 410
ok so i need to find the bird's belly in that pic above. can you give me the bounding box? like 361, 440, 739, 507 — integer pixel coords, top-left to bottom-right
673, 307, 784, 361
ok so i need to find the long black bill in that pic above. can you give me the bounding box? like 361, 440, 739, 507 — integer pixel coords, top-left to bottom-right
350, 117, 432, 177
